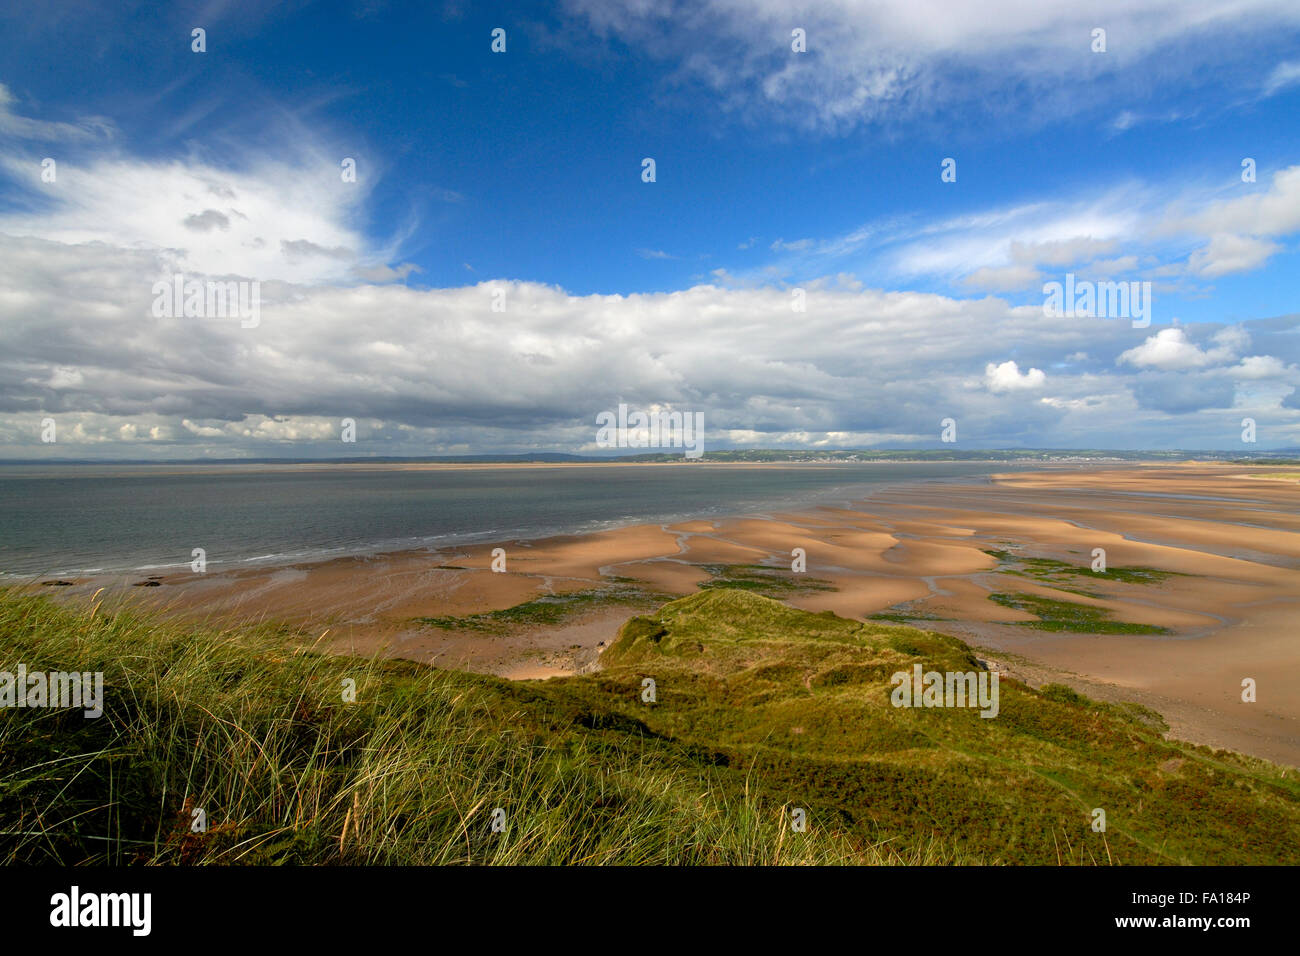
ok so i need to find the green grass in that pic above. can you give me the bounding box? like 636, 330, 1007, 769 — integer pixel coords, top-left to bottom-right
697, 563, 836, 597
988, 592, 1172, 634
979, 550, 1186, 623
594, 590, 1298, 863
983, 550, 1184, 587
868, 611, 947, 623
413, 584, 664, 634
0, 590, 875, 865
2, 587, 1295, 865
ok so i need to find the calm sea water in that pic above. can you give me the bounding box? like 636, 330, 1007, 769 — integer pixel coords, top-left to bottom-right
0, 462, 1033, 576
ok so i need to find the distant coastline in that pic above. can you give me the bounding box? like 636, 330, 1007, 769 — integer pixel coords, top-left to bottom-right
3, 446, 1298, 469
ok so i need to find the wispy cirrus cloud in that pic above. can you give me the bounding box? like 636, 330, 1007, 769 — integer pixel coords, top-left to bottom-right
750, 165, 1300, 294
563, 0, 1300, 134
0, 83, 113, 142
1264, 60, 1300, 96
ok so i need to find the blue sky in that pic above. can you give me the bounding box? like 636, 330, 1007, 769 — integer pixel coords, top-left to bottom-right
0, 0, 1298, 455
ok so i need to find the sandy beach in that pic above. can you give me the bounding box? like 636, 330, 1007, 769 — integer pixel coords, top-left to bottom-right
41, 463, 1300, 766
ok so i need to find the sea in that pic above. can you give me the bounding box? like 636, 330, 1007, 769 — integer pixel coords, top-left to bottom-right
0, 461, 1039, 577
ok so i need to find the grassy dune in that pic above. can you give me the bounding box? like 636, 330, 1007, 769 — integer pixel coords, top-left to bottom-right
415, 582, 665, 633
1, 587, 1296, 865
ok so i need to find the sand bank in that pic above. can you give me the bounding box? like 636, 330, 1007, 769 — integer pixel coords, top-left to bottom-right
41, 463, 1300, 765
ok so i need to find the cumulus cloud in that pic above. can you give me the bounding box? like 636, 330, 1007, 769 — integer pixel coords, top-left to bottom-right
1119, 329, 1207, 370
1118, 327, 1246, 370
1163, 166, 1300, 239
0, 80, 1297, 457
0, 141, 1295, 458
7, 208, 1291, 458
985, 361, 1046, 392
1229, 355, 1296, 379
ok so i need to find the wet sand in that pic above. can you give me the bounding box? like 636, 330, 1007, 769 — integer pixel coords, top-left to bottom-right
36, 463, 1300, 766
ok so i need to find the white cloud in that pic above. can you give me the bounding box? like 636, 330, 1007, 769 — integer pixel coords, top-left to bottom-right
0, 237, 1294, 455
1010, 238, 1120, 268
1120, 329, 1196, 369
759, 165, 1300, 292
563, 0, 1300, 133
1264, 60, 1300, 95
1164, 166, 1300, 238
1188, 234, 1281, 278
1117, 327, 1247, 370
963, 264, 1043, 292
0, 152, 379, 285
0, 84, 1297, 455
1229, 355, 1294, 379
985, 360, 1046, 392
0, 83, 112, 142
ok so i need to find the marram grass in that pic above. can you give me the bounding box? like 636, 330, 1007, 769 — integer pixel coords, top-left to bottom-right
0, 589, 903, 865
1, 587, 1296, 865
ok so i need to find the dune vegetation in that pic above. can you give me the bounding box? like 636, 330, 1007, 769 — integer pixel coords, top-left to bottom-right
1, 586, 1296, 865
